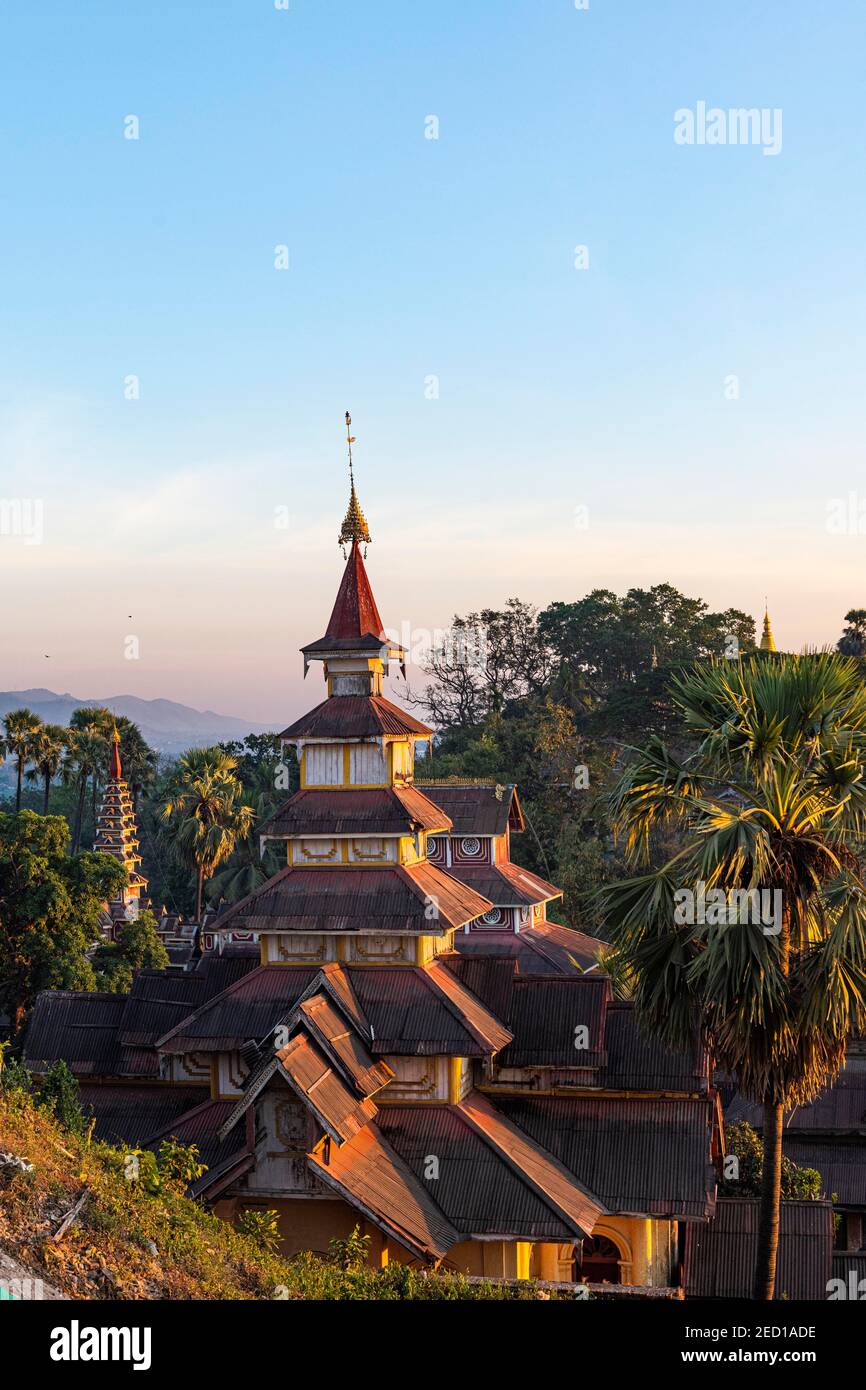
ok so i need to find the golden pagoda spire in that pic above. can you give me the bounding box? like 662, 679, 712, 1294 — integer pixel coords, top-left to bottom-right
338, 410, 372, 556
760, 600, 777, 653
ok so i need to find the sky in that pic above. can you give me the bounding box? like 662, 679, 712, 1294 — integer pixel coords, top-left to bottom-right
1, 1, 865, 725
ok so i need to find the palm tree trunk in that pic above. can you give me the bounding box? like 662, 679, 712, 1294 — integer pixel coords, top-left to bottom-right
73, 779, 86, 853
195, 865, 204, 922
43, 769, 51, 814
16, 756, 24, 811
752, 1100, 784, 1299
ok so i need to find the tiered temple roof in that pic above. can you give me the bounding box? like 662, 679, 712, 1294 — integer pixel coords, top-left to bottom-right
25, 434, 767, 1293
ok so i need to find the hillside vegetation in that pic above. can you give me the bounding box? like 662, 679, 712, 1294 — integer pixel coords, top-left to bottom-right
0, 1088, 571, 1301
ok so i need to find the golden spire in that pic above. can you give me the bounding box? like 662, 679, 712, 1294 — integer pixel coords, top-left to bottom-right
760, 600, 777, 653
338, 410, 372, 554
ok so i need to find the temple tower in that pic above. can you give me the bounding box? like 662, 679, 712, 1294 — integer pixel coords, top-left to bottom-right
93, 725, 147, 935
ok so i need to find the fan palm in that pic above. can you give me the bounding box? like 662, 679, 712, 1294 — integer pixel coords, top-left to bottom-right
160, 748, 256, 921
2, 708, 43, 811
25, 723, 68, 813
63, 723, 107, 852
596, 652, 866, 1300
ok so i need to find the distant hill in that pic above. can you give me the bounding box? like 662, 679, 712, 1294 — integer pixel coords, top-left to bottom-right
0, 689, 275, 758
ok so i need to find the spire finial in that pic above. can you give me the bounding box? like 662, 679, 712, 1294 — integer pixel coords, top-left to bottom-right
760, 600, 777, 653
338, 410, 372, 555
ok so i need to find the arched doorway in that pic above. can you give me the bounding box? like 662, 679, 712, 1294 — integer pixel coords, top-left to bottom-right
579, 1235, 622, 1284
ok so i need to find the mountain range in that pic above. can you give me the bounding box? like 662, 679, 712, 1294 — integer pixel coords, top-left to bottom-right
0, 689, 275, 759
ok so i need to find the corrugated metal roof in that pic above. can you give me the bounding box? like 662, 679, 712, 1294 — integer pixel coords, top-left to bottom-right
118, 971, 209, 1047
437, 954, 517, 1022
495, 1094, 716, 1218
417, 783, 520, 837
497, 976, 608, 1068
142, 1097, 249, 1190
728, 1061, 866, 1134
345, 966, 508, 1056
276, 1032, 378, 1143
782, 1137, 866, 1207
308, 1124, 458, 1261
376, 1101, 600, 1240
297, 992, 393, 1096
684, 1199, 832, 1299
211, 861, 492, 937
280, 695, 431, 741
23, 992, 157, 1077
78, 1084, 210, 1146
259, 786, 451, 839
602, 1004, 707, 1093
156, 965, 319, 1053
451, 921, 605, 974
446, 861, 560, 907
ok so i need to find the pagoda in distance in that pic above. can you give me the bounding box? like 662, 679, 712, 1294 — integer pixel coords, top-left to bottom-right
93, 725, 147, 937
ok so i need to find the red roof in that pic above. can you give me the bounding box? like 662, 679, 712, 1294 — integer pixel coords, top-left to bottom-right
280, 694, 431, 740
259, 786, 450, 839
211, 861, 493, 937
303, 541, 386, 651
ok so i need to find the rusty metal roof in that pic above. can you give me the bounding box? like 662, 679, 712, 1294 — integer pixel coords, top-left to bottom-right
781, 1137, 866, 1208
258, 786, 451, 840
417, 782, 521, 836
602, 1003, 708, 1093
294, 993, 393, 1095
118, 971, 211, 1047
156, 965, 320, 1053
728, 1060, 866, 1134
495, 1094, 717, 1219
280, 695, 431, 741
497, 975, 608, 1068
211, 861, 492, 937
684, 1199, 832, 1299
23, 992, 157, 1078
445, 861, 560, 907
345, 965, 510, 1056
450, 921, 604, 974
78, 1084, 210, 1146
276, 1032, 378, 1144
308, 1124, 458, 1261
436, 954, 517, 1022
377, 1097, 602, 1241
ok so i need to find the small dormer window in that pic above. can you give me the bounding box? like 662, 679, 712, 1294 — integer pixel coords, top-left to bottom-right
461, 837, 481, 856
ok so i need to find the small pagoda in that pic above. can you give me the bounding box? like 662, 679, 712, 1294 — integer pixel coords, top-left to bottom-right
93, 726, 147, 938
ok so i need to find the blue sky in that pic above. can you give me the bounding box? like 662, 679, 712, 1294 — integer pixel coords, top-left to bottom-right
1, 1, 864, 721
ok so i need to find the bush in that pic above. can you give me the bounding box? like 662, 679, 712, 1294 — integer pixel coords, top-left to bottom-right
237, 1209, 281, 1253
38, 1061, 86, 1137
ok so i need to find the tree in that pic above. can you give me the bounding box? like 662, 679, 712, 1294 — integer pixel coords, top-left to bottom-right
837, 609, 866, 657
2, 708, 43, 812
413, 599, 553, 731
92, 910, 170, 992
0, 811, 126, 1030
160, 748, 256, 920
720, 1122, 822, 1202
62, 722, 107, 853
25, 724, 68, 814
596, 653, 866, 1300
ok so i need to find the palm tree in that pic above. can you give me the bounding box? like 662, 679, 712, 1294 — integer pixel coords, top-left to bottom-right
2, 708, 43, 811
160, 748, 256, 921
25, 723, 68, 813
596, 652, 866, 1300
63, 723, 107, 852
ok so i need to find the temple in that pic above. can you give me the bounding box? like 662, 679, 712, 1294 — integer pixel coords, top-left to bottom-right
24, 435, 834, 1295
93, 726, 147, 938
759, 604, 777, 653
